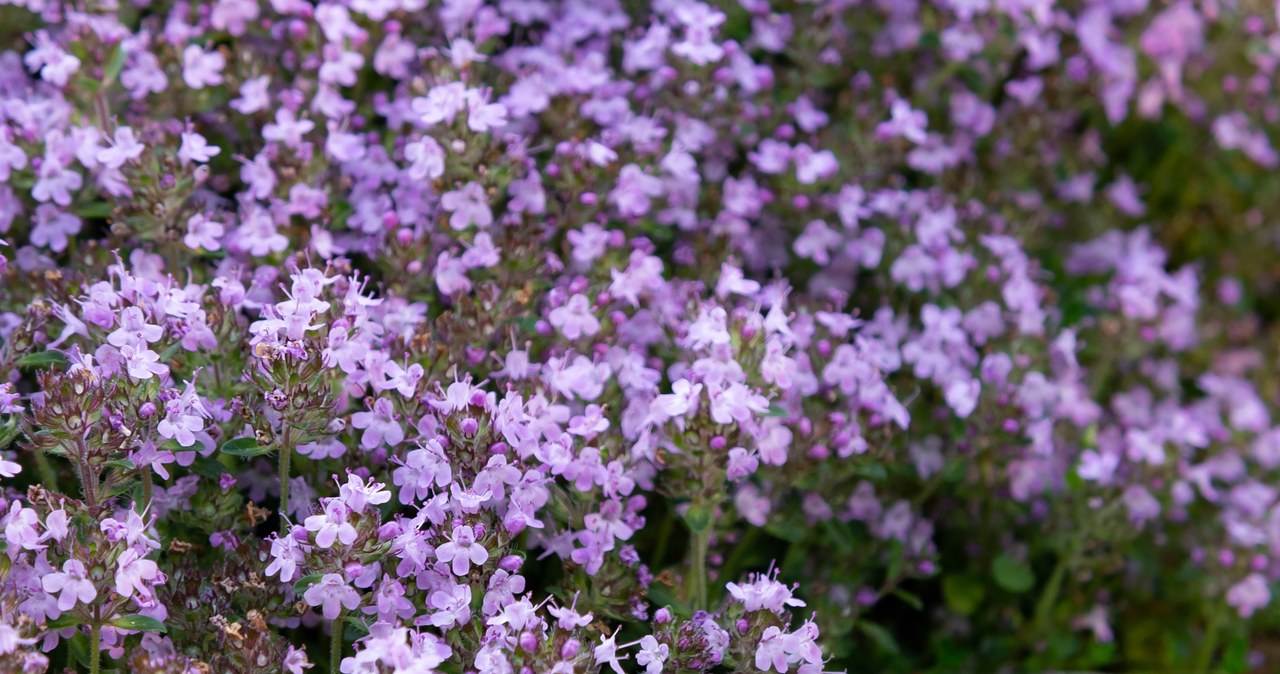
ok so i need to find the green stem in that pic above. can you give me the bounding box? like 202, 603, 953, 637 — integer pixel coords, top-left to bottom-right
1031, 554, 1068, 637
279, 427, 292, 534
89, 622, 101, 674
690, 529, 710, 611
141, 469, 153, 513
651, 506, 674, 568
34, 451, 60, 493
720, 527, 761, 584
330, 609, 346, 674
1192, 606, 1223, 674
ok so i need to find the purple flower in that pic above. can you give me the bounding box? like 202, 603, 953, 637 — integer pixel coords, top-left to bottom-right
42, 559, 96, 612
114, 549, 160, 599
183, 214, 224, 251
440, 182, 493, 230
96, 127, 145, 169
610, 165, 664, 218
302, 574, 361, 620
31, 158, 82, 206
426, 582, 472, 628
29, 205, 80, 252
435, 524, 490, 576
304, 500, 358, 549
350, 398, 404, 450
635, 635, 669, 674
262, 108, 316, 149
548, 294, 600, 340
877, 99, 928, 144
109, 307, 164, 348
178, 130, 220, 164
182, 45, 225, 89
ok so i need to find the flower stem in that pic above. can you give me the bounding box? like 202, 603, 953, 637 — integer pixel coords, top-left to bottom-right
34, 450, 59, 493
141, 469, 153, 512
330, 609, 346, 674
89, 622, 101, 674
690, 528, 710, 611
1192, 605, 1224, 674
279, 427, 292, 534
1030, 554, 1067, 637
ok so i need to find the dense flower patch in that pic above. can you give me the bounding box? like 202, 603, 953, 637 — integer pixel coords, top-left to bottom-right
3, 0, 1280, 672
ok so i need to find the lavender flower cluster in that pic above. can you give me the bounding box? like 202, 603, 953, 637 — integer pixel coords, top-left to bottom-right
2, 0, 1280, 671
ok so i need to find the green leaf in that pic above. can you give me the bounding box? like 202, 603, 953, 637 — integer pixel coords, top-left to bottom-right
764, 403, 789, 418
890, 588, 923, 611
992, 554, 1036, 594
191, 456, 229, 478
102, 45, 126, 85
763, 520, 805, 543
293, 574, 324, 594
942, 575, 986, 615
820, 520, 855, 553
17, 350, 68, 369
109, 614, 167, 633
681, 504, 712, 533
220, 437, 272, 457
104, 459, 137, 471
74, 201, 114, 218
46, 614, 83, 630
856, 620, 900, 655
0, 416, 19, 450
343, 614, 371, 640
67, 631, 90, 667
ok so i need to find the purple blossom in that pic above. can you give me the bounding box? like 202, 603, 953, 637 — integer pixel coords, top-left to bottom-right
303, 574, 361, 620
42, 559, 96, 612
435, 524, 490, 576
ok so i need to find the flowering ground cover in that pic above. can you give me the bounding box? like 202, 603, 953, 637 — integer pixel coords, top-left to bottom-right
3, 0, 1280, 672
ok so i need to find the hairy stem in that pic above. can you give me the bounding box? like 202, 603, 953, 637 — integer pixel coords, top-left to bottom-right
690, 528, 710, 611
330, 609, 346, 674
89, 622, 101, 674
141, 469, 153, 513
1030, 554, 1068, 637
34, 450, 59, 493
1192, 606, 1223, 674
279, 426, 292, 534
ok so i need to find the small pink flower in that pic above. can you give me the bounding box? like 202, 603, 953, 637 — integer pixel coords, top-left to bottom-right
302, 574, 360, 620
435, 525, 489, 576
42, 559, 96, 612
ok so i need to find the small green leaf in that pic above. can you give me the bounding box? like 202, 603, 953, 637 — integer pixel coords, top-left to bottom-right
74, 201, 114, 218
46, 614, 83, 630
102, 45, 126, 85
681, 504, 712, 533
890, 588, 923, 612
293, 574, 324, 594
856, 620, 900, 655
820, 520, 855, 553
343, 614, 371, 640
192, 456, 229, 478
104, 459, 137, 471
992, 554, 1036, 594
109, 614, 167, 633
17, 351, 68, 369
0, 416, 19, 450
220, 437, 272, 457
764, 403, 789, 418
942, 574, 986, 615
67, 631, 90, 667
